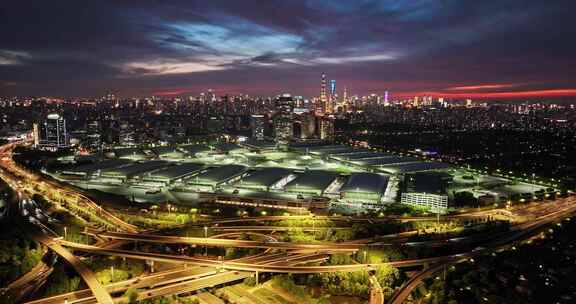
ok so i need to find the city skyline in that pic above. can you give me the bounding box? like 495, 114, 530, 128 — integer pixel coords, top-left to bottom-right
1, 1, 576, 98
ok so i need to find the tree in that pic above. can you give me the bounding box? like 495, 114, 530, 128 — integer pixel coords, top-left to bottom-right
453, 191, 477, 207
124, 288, 139, 304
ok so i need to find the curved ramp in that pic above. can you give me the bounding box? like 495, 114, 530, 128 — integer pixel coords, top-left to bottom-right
34, 235, 114, 304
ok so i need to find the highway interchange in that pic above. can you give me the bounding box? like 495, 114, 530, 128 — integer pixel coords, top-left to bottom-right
1, 140, 575, 304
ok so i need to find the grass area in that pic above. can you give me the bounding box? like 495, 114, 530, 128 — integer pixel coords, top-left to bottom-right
268, 218, 337, 228
117, 211, 198, 229
0, 233, 43, 287
42, 264, 83, 297
85, 256, 146, 285
50, 209, 94, 245
253, 287, 294, 304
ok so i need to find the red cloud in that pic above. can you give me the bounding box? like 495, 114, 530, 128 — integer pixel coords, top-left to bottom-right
446, 83, 520, 91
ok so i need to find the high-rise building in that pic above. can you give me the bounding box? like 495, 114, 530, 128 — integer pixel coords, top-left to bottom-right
34, 113, 69, 150
299, 112, 316, 139
251, 114, 266, 140
319, 73, 327, 114
85, 120, 102, 151
119, 123, 136, 146
273, 94, 294, 146
319, 116, 335, 141
330, 80, 336, 96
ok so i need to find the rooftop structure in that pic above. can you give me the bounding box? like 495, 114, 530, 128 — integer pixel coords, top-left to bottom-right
352, 156, 419, 166
340, 172, 389, 202
285, 170, 339, 195
241, 140, 277, 152
236, 167, 292, 191
378, 162, 450, 174
188, 165, 247, 187
332, 152, 392, 161
180, 144, 212, 157
100, 160, 170, 180
113, 148, 149, 160
60, 159, 133, 177
405, 172, 452, 194
142, 162, 204, 185
151, 146, 186, 159
308, 147, 357, 156
214, 143, 246, 154
296, 145, 343, 153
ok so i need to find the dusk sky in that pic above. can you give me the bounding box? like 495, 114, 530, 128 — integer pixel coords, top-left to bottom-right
1, 1, 575, 98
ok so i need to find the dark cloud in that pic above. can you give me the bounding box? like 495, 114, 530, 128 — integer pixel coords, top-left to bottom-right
0, 0, 575, 97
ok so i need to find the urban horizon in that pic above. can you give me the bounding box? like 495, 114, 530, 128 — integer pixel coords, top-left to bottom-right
2, 2, 576, 304
2, 1, 576, 98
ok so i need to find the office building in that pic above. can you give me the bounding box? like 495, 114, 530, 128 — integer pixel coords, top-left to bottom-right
401, 192, 448, 213
319, 73, 328, 114
34, 113, 69, 150
319, 116, 335, 141
251, 114, 266, 140
273, 94, 294, 145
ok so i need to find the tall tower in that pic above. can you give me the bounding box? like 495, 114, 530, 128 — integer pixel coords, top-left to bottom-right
273, 94, 294, 147
330, 80, 336, 96
320, 73, 327, 114
36, 113, 69, 150
251, 115, 266, 141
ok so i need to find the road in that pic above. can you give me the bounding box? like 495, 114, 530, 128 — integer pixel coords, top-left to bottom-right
0, 141, 138, 233
33, 234, 114, 304
2, 140, 575, 303
28, 251, 329, 304
24, 267, 218, 304
4, 259, 53, 302
388, 195, 576, 303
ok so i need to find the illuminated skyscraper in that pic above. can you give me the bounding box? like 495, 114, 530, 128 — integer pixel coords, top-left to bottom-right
251, 114, 266, 140
330, 80, 336, 95
273, 94, 294, 146
319, 116, 335, 141
384, 91, 389, 104
34, 113, 69, 150
319, 73, 327, 114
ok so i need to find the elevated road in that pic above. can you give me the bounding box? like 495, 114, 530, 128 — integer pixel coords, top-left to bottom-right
4, 260, 52, 302
24, 267, 218, 304
27, 252, 328, 304
86, 230, 361, 251
0, 141, 138, 233
388, 196, 576, 303
34, 235, 114, 304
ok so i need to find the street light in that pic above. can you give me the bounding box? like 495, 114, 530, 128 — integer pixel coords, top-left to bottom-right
204, 226, 208, 256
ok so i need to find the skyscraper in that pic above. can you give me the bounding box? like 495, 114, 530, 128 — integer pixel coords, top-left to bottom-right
319, 73, 327, 114
319, 116, 335, 141
330, 80, 336, 96
34, 113, 69, 150
273, 94, 294, 146
251, 114, 266, 141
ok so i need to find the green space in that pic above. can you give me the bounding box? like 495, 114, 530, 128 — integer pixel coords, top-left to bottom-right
42, 264, 83, 297
413, 218, 576, 304
0, 232, 43, 287
85, 256, 146, 284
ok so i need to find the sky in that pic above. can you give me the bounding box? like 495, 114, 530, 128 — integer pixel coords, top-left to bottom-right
1, 0, 575, 99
